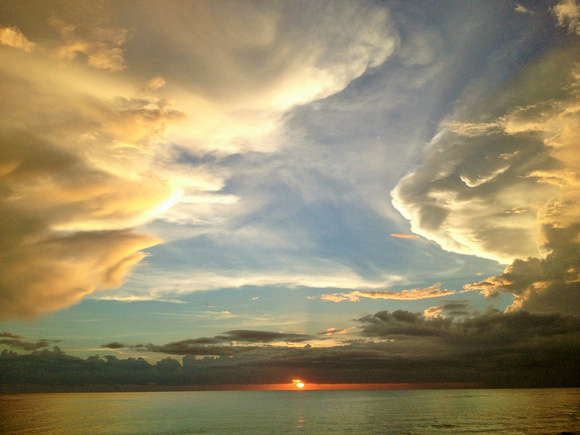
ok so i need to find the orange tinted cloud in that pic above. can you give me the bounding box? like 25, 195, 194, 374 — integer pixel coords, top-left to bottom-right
0, 29, 182, 319
310, 283, 455, 302
320, 328, 349, 335
0, 26, 35, 52
390, 233, 421, 239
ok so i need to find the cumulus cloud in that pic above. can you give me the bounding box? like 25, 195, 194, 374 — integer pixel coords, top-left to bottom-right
357, 310, 453, 337
392, 44, 580, 313
358, 308, 580, 345
0, 26, 35, 52
309, 283, 455, 302
554, 0, 580, 34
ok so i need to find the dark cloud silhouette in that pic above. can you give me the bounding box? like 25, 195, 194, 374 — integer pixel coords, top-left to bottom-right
216, 330, 313, 343
102, 330, 315, 356
2, 312, 579, 390
0, 332, 60, 351
357, 310, 453, 337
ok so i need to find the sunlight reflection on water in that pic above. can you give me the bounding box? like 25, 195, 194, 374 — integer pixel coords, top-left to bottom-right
0, 388, 578, 434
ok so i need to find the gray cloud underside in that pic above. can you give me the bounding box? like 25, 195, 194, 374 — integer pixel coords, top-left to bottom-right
3, 308, 578, 387
102, 329, 315, 356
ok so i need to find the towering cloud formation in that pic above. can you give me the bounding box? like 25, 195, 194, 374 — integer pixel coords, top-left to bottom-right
0, 1, 398, 319
0, 28, 179, 319
392, 44, 580, 313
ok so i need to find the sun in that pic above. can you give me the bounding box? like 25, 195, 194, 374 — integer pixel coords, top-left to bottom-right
292, 379, 305, 389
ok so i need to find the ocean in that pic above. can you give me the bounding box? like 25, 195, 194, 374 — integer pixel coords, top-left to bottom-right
0, 388, 578, 434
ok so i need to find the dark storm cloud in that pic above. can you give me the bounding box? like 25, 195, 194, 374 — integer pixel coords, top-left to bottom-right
358, 309, 580, 341
357, 310, 453, 337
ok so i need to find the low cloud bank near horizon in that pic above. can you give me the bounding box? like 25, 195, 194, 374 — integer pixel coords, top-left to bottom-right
2, 307, 578, 388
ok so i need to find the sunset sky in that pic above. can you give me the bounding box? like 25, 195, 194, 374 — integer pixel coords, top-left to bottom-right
1, 0, 579, 388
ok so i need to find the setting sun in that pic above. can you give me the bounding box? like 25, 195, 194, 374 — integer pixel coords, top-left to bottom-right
292, 379, 305, 389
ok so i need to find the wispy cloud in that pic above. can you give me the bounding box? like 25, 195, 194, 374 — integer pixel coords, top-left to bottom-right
514, 3, 533, 15
309, 283, 455, 303
49, 17, 129, 71
96, 295, 185, 304
390, 233, 421, 239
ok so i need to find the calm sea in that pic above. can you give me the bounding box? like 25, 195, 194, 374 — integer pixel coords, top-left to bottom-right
0, 388, 578, 434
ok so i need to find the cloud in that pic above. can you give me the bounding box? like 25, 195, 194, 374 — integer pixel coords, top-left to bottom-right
0, 83, 178, 319
96, 295, 185, 304
216, 330, 313, 344
4, 307, 577, 389
390, 233, 421, 239
424, 301, 472, 319
554, 0, 580, 34
0, 333, 60, 351
0, 26, 35, 52
0, 38, 185, 319
318, 328, 349, 336
392, 43, 580, 314
515, 3, 532, 15
49, 18, 128, 71
464, 225, 580, 314
102, 329, 315, 356
357, 308, 580, 348
357, 310, 453, 337
142, 76, 166, 92
309, 283, 455, 302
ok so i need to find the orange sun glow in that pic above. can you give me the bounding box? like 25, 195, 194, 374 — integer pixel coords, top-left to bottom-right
292, 379, 305, 389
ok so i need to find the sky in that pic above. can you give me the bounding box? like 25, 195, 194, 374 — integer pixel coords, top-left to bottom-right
0, 0, 579, 388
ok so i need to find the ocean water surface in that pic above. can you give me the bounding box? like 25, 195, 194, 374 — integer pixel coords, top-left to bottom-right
1, 388, 578, 434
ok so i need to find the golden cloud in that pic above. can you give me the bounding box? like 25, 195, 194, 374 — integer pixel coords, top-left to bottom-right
310, 283, 455, 303
0, 26, 35, 52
